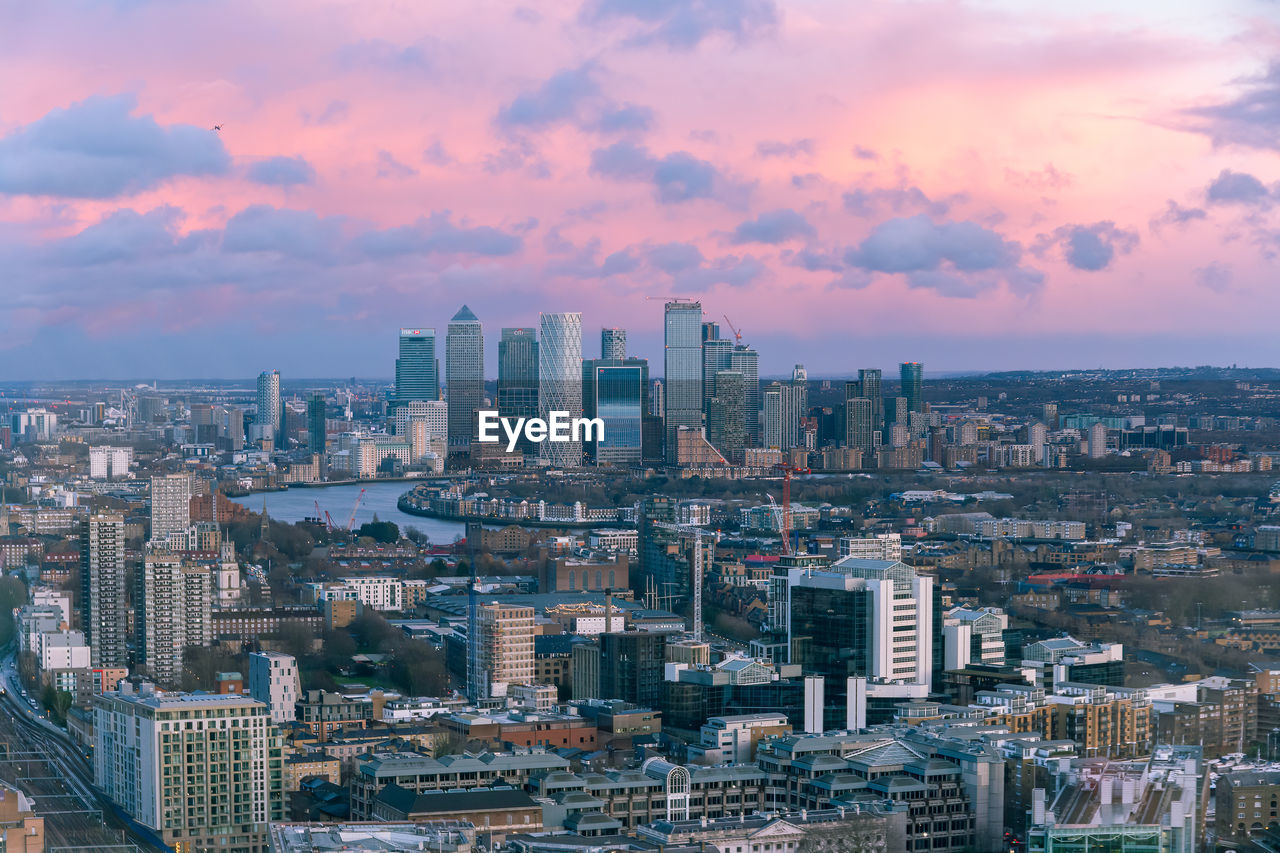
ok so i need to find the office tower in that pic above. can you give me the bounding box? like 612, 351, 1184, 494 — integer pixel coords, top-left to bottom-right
307, 392, 325, 453
650, 380, 664, 420
601, 327, 627, 360
730, 345, 761, 446
538, 312, 584, 467
249, 651, 299, 725
785, 557, 935, 685
636, 496, 714, 604
702, 321, 720, 342
845, 395, 875, 453
663, 300, 704, 463
763, 379, 806, 451
599, 631, 667, 708
137, 551, 211, 687
1042, 402, 1059, 430
702, 337, 733, 415
191, 403, 216, 444
708, 370, 746, 462
81, 514, 128, 667
583, 357, 647, 467
256, 369, 282, 444
858, 368, 883, 442
149, 472, 192, 544
395, 328, 439, 407
470, 602, 535, 699
498, 328, 539, 455
900, 362, 924, 414
223, 406, 245, 451
446, 305, 485, 452
93, 690, 285, 852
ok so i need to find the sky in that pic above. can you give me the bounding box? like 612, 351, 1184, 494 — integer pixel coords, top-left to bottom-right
1, 0, 1279, 380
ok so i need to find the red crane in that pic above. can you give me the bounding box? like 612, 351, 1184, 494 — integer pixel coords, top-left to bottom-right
722, 314, 743, 343
345, 488, 366, 532
773, 463, 810, 555
314, 500, 337, 531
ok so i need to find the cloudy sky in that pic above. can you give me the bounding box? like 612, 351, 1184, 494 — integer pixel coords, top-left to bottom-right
2, 0, 1278, 379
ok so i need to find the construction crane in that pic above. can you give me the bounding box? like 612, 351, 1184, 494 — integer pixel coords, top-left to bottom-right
766, 495, 789, 555
651, 521, 718, 643
314, 500, 337, 531
645, 295, 698, 304
772, 463, 810, 556
345, 487, 367, 532
722, 314, 743, 343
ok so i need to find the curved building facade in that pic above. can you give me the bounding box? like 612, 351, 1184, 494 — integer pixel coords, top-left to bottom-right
538, 312, 583, 467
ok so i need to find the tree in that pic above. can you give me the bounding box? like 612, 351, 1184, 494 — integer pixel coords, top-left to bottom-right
356, 519, 400, 544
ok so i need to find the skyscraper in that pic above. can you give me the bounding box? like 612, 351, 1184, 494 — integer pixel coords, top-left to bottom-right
395, 328, 439, 406
137, 551, 211, 687
469, 602, 535, 699
539, 312, 584, 467
900, 362, 924, 414
446, 305, 485, 452
708, 370, 746, 462
149, 472, 191, 545
702, 337, 734, 415
730, 345, 760, 446
498, 328, 539, 455
81, 513, 128, 667
858, 368, 883, 443
583, 357, 647, 467
307, 392, 325, 454
256, 369, 282, 445
664, 300, 703, 463
601, 327, 627, 360
763, 373, 807, 451
845, 394, 875, 454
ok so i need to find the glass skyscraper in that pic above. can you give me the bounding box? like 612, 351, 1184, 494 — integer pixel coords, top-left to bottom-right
708, 369, 746, 462
583, 357, 647, 467
539, 312, 583, 467
663, 300, 703, 463
730, 344, 760, 446
601, 327, 627, 360
702, 337, 733, 414
255, 369, 281, 445
307, 391, 325, 454
446, 306, 484, 451
900, 362, 924, 414
395, 328, 439, 406
498, 327, 539, 455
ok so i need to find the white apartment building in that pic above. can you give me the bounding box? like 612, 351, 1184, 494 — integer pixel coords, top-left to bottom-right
94, 687, 284, 852
89, 446, 133, 479
149, 473, 192, 543
248, 652, 300, 725
943, 606, 1009, 669
837, 533, 903, 561
37, 629, 90, 671
139, 551, 212, 687
306, 576, 403, 611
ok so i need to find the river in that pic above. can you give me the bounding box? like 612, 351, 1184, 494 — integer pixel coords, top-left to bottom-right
230, 481, 467, 544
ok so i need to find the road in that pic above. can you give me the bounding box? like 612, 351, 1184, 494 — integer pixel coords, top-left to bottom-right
0, 651, 164, 852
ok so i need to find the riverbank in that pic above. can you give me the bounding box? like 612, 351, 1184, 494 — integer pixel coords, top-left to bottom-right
397, 495, 634, 529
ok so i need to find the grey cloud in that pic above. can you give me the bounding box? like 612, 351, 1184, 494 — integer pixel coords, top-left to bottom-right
247, 155, 316, 187
852, 145, 878, 161
647, 242, 704, 272
580, 0, 778, 50
670, 255, 764, 291
756, 139, 814, 159
223, 205, 344, 261
1184, 62, 1280, 151
1206, 169, 1273, 205
356, 212, 522, 257
0, 94, 229, 198
843, 185, 959, 218
497, 65, 601, 129
424, 139, 454, 166
1194, 261, 1232, 293
593, 103, 655, 133
590, 141, 749, 205
1150, 200, 1207, 229
731, 208, 815, 244
335, 38, 436, 74
376, 150, 418, 179
1037, 221, 1140, 271
52, 206, 189, 267
785, 248, 843, 272
301, 100, 349, 126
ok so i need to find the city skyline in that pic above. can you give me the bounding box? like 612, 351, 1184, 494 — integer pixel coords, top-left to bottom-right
2, 2, 1279, 378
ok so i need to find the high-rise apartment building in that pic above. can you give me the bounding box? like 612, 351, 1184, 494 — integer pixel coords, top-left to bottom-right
844, 395, 875, 454
445, 305, 484, 452
81, 513, 128, 668
94, 689, 284, 852
256, 370, 282, 445
763, 376, 807, 451
149, 472, 191, 544
583, 358, 647, 467
730, 345, 760, 446
601, 327, 627, 360
664, 301, 704, 463
470, 603, 535, 699
707, 370, 746, 462
395, 328, 439, 407
498, 328, 539, 456
137, 551, 212, 687
538, 312, 584, 467
900, 362, 924, 414
702, 337, 734, 415
857, 368, 883, 441
599, 631, 668, 709
89, 446, 133, 480
249, 652, 299, 725
306, 392, 325, 454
